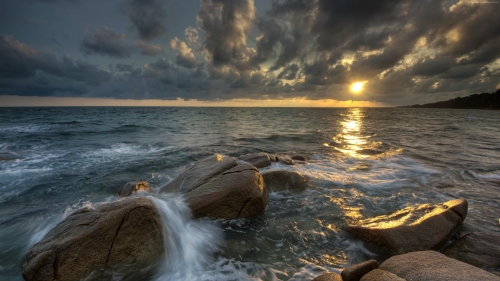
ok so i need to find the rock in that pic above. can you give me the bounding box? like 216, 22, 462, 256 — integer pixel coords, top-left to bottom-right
161, 155, 268, 219
360, 269, 405, 281
445, 232, 500, 272
118, 181, 153, 197
345, 199, 467, 255
22, 197, 164, 281
239, 152, 272, 168
342, 259, 379, 281
312, 272, 343, 281
0, 156, 9, 161
261, 170, 307, 192
160, 154, 238, 194
379, 250, 500, 281
291, 155, 307, 161
271, 154, 295, 165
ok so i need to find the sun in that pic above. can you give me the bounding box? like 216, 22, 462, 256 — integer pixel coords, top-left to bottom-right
351, 82, 366, 93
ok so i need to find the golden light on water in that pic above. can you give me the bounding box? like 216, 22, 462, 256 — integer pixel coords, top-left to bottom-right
335, 108, 368, 158
350, 82, 366, 93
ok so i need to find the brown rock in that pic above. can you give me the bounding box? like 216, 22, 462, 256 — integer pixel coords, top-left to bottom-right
22, 197, 164, 281
445, 232, 500, 272
271, 154, 295, 165
360, 269, 405, 281
341, 259, 379, 281
161, 155, 268, 219
312, 272, 343, 281
345, 199, 467, 255
118, 181, 153, 197
160, 154, 238, 194
261, 170, 307, 192
239, 152, 272, 168
291, 155, 307, 161
379, 250, 500, 281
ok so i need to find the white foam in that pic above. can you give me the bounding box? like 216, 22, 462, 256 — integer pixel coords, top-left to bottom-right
149, 195, 223, 281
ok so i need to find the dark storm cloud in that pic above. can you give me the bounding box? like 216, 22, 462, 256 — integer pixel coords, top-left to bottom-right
120, 0, 167, 41
197, 0, 255, 68
0, 34, 111, 96
81, 27, 131, 58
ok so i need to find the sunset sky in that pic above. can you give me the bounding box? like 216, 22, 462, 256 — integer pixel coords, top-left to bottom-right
1, 0, 499, 106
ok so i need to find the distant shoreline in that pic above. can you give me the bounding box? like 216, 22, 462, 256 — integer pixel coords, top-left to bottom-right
401, 89, 500, 109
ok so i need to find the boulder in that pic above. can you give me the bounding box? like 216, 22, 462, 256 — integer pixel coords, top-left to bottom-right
271, 154, 295, 165
118, 181, 153, 197
379, 250, 500, 281
261, 170, 307, 192
341, 259, 379, 281
360, 269, 405, 281
312, 272, 343, 281
161, 155, 268, 219
239, 152, 272, 168
345, 199, 467, 255
444, 232, 500, 272
22, 197, 164, 281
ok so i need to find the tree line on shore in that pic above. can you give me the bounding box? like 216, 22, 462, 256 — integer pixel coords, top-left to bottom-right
403, 89, 500, 109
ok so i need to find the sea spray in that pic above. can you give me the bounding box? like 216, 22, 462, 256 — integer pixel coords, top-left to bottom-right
149, 195, 223, 281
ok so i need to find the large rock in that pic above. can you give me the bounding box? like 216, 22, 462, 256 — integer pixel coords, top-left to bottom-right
360, 269, 405, 281
22, 197, 164, 281
379, 250, 500, 281
261, 170, 307, 192
342, 259, 379, 281
161, 155, 268, 219
445, 232, 500, 273
239, 152, 272, 168
312, 273, 343, 281
345, 199, 467, 255
118, 181, 153, 197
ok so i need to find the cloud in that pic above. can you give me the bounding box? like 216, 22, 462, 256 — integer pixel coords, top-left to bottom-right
120, 0, 167, 41
197, 0, 256, 69
81, 27, 131, 58
170, 37, 197, 69
134, 40, 163, 56
0, 34, 111, 96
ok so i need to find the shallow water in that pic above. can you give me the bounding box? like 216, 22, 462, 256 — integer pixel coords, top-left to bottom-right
1, 107, 500, 280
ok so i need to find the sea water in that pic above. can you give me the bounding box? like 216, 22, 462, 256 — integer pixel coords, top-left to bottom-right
1, 107, 499, 280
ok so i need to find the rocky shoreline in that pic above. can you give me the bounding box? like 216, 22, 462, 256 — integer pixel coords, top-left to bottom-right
22, 153, 500, 281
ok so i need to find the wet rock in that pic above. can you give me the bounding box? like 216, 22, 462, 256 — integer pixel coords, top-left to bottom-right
271, 154, 295, 165
445, 232, 500, 273
239, 152, 272, 168
118, 181, 153, 197
291, 155, 307, 161
312, 272, 343, 281
342, 259, 379, 281
379, 250, 500, 281
0, 156, 9, 161
161, 155, 268, 219
261, 170, 307, 192
360, 269, 405, 281
22, 197, 164, 281
345, 199, 467, 255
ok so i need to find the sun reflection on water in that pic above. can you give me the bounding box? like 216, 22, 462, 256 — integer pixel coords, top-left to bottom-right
334, 108, 369, 158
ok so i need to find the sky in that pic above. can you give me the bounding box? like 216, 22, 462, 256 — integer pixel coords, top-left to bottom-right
0, 0, 499, 107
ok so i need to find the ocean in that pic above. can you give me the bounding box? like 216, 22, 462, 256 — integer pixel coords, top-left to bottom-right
1, 107, 499, 280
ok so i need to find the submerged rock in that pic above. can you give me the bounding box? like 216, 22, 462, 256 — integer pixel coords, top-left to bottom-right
161, 155, 268, 219
291, 155, 307, 161
312, 272, 343, 281
379, 250, 500, 281
345, 199, 467, 255
118, 181, 153, 197
239, 152, 272, 168
445, 232, 500, 273
341, 259, 379, 281
22, 197, 164, 281
261, 170, 307, 192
